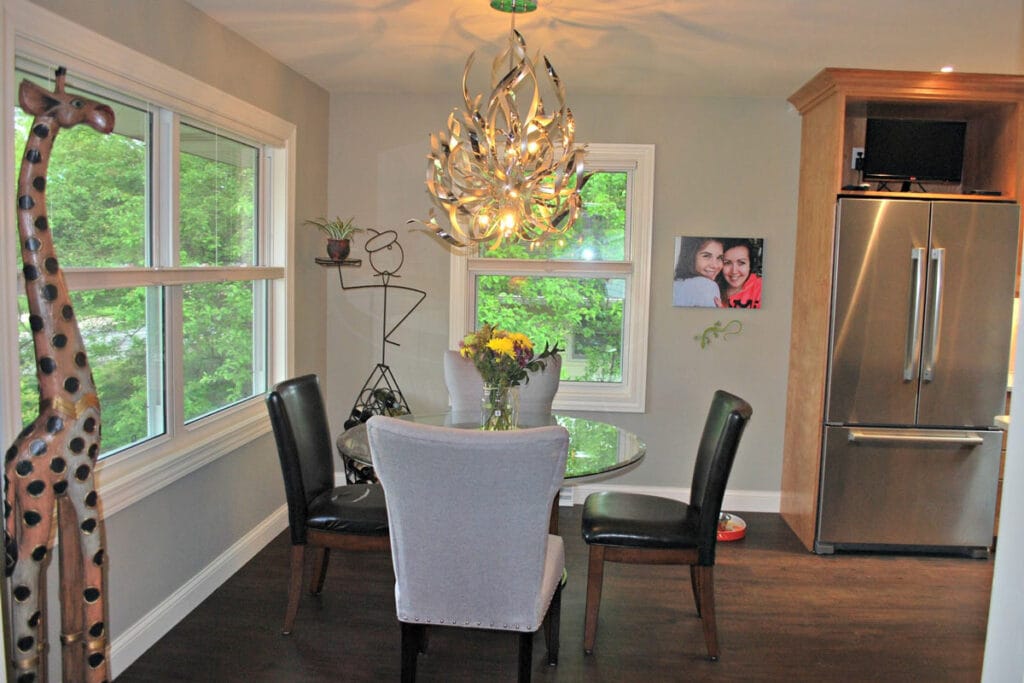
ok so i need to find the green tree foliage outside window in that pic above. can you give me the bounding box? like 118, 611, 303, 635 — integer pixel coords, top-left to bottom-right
475, 172, 628, 382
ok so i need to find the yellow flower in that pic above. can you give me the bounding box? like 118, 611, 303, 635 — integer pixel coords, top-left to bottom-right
487, 337, 516, 358
507, 332, 533, 351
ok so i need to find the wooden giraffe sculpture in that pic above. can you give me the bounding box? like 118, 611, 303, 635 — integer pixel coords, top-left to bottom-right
5, 68, 114, 683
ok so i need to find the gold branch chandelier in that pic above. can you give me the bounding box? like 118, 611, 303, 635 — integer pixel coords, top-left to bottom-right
419, 0, 585, 250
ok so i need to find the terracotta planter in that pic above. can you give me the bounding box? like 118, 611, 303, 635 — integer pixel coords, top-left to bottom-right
326, 238, 351, 261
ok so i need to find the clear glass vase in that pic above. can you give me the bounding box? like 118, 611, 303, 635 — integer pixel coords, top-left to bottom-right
481, 384, 519, 430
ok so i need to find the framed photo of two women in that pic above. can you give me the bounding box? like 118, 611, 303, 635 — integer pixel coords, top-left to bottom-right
672, 236, 764, 309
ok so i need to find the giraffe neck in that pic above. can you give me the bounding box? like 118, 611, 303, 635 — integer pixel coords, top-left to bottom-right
17, 113, 98, 412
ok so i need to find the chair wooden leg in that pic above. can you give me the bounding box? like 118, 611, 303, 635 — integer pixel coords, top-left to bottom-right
518, 631, 534, 683
401, 622, 423, 683
310, 547, 330, 594
583, 545, 605, 654
694, 565, 719, 661
690, 564, 702, 617
283, 545, 305, 635
544, 578, 564, 666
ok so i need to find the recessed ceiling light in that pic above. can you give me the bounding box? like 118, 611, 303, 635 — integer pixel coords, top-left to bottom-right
940, 65, 955, 73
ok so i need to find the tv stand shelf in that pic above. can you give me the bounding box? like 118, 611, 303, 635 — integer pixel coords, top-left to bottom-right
781, 68, 1024, 552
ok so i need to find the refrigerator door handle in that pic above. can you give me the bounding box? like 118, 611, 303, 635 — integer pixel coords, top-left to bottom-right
847, 428, 984, 446
921, 247, 946, 382
903, 247, 926, 381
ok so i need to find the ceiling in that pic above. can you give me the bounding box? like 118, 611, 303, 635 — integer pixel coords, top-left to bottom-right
184, 0, 1024, 98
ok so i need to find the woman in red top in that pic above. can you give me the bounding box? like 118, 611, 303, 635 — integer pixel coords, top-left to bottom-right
717, 238, 762, 309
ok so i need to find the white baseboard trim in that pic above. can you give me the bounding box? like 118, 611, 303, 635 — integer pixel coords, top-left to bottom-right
562, 483, 781, 513
109, 505, 288, 677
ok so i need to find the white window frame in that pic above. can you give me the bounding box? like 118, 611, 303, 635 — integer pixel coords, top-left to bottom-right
0, 0, 296, 517
448, 143, 654, 412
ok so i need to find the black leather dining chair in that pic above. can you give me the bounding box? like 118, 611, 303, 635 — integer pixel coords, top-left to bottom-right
580, 389, 752, 660
266, 374, 390, 635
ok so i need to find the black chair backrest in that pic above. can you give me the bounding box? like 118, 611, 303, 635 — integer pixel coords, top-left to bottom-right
690, 390, 753, 565
266, 374, 335, 544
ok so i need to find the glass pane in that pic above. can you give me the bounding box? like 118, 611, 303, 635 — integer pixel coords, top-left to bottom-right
479, 171, 627, 261
14, 71, 149, 267
475, 275, 625, 383
182, 280, 263, 421
179, 124, 258, 266
18, 287, 165, 457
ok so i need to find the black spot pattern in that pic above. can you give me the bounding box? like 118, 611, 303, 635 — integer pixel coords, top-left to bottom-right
32, 177, 45, 191
39, 357, 56, 374
81, 519, 97, 533
83, 417, 96, 433
5, 446, 17, 462
50, 458, 67, 473
29, 315, 43, 332
62, 305, 74, 320
64, 377, 80, 393
28, 611, 40, 627
15, 461, 32, 477
93, 549, 104, 566
53, 481, 67, 495
17, 195, 34, 210
32, 123, 50, 138
46, 416, 64, 433
26, 481, 45, 496
34, 215, 48, 231
83, 587, 101, 603
88, 445, 99, 459
25, 237, 41, 251
25, 148, 41, 163
75, 465, 91, 481
23, 511, 42, 526
69, 437, 85, 453
89, 622, 105, 638
29, 440, 46, 456
16, 671, 36, 683
85, 491, 98, 507
75, 352, 87, 367
31, 546, 47, 562
22, 265, 38, 281
42, 284, 58, 301
44, 257, 59, 274
17, 636, 34, 652
13, 585, 31, 601
88, 653, 105, 669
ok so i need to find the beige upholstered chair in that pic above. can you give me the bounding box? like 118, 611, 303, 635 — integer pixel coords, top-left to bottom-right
367, 416, 569, 682
443, 349, 561, 423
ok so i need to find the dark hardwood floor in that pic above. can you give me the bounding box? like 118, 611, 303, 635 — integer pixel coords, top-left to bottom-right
118, 507, 994, 682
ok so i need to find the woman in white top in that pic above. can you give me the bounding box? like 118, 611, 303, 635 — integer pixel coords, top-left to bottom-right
673, 237, 724, 307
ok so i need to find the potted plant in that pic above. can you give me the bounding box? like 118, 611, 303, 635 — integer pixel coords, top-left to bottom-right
305, 215, 363, 261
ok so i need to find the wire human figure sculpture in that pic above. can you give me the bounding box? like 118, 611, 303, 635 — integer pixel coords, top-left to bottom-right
325, 228, 426, 483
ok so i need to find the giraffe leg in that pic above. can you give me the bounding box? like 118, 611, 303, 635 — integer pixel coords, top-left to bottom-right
6, 434, 58, 683
57, 496, 84, 683
62, 462, 108, 683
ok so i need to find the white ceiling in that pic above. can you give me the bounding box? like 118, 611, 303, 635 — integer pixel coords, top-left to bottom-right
184, 0, 1024, 98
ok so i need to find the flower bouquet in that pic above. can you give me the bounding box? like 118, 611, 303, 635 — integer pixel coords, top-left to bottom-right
459, 324, 561, 430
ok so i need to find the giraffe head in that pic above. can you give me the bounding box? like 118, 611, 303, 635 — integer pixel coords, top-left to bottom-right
18, 67, 115, 134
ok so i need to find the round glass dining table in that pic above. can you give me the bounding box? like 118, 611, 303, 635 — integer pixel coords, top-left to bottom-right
336, 412, 646, 481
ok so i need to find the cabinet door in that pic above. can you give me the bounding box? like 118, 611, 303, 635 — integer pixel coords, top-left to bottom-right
825, 199, 930, 426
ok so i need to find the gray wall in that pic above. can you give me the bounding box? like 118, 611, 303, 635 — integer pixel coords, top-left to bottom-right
25, 0, 329, 671
325, 91, 801, 496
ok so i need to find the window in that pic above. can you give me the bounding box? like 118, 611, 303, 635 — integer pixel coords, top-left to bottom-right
450, 144, 654, 412
2, 3, 293, 515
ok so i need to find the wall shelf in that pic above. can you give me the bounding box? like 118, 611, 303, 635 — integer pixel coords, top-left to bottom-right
315, 257, 362, 267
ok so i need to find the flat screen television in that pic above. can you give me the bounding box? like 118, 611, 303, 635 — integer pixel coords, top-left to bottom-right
862, 118, 967, 183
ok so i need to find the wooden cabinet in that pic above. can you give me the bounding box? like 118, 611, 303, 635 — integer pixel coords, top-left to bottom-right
780, 68, 1024, 551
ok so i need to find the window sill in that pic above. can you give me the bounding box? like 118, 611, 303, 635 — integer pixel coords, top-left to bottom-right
95, 399, 271, 517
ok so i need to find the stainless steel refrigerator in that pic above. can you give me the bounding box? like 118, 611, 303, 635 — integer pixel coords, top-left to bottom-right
816, 197, 1017, 556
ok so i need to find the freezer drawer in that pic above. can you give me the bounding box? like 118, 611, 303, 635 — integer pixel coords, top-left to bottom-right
816, 426, 1000, 553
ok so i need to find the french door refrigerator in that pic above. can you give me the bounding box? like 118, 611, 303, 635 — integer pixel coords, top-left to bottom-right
816, 197, 1017, 556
